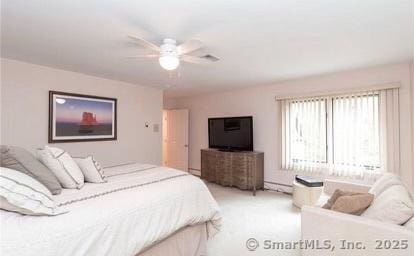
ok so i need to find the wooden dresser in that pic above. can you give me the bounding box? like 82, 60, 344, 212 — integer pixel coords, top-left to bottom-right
201, 148, 264, 195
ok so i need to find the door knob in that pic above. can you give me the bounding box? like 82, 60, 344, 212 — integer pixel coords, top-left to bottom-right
184, 144, 188, 148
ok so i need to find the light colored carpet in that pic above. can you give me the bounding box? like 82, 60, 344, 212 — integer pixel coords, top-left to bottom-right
206, 183, 301, 256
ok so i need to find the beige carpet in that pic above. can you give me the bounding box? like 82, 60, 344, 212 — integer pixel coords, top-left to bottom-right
206, 183, 301, 256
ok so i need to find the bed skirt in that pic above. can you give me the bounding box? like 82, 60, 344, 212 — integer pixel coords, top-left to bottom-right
138, 223, 208, 256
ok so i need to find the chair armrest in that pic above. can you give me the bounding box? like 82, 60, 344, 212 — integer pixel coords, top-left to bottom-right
324, 179, 371, 195
301, 206, 414, 256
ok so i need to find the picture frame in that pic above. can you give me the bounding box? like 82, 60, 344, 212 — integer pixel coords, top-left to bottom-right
49, 91, 117, 143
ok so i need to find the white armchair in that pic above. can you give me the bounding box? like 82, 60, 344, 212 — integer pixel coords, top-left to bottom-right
301, 179, 414, 256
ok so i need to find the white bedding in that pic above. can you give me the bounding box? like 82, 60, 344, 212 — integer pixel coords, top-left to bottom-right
0, 164, 221, 256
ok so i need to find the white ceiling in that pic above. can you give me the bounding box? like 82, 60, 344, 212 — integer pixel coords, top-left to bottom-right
2, 0, 413, 98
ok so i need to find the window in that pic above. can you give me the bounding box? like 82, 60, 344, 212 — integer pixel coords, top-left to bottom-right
289, 98, 327, 166
281, 91, 384, 178
332, 94, 380, 171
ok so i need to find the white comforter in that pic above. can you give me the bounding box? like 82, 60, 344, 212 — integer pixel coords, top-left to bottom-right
0, 164, 221, 256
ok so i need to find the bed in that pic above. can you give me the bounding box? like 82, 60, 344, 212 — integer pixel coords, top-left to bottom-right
0, 163, 222, 256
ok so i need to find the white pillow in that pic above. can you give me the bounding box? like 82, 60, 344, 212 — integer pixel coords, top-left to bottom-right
0, 167, 66, 215
369, 173, 402, 196
37, 146, 84, 189
74, 156, 106, 183
362, 184, 414, 225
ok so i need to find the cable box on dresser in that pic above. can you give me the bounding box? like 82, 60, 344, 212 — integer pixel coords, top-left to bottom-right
201, 148, 264, 196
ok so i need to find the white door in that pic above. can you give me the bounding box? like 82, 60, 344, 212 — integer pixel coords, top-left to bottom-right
163, 109, 189, 172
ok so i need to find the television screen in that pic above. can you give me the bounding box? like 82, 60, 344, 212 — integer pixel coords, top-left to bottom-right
208, 116, 253, 151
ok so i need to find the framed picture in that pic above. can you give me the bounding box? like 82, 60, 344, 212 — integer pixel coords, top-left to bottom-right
49, 91, 117, 143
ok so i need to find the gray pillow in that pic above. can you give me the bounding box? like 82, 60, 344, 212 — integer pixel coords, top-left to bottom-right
0, 145, 62, 195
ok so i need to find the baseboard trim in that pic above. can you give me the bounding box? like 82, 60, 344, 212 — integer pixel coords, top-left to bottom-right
264, 181, 293, 194
187, 169, 293, 193
189, 168, 201, 177
265, 181, 293, 187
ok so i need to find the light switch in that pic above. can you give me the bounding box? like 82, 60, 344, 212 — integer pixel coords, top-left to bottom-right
153, 124, 159, 132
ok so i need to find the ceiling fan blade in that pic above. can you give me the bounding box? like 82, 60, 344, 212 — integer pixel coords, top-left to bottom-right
177, 39, 203, 55
181, 54, 220, 64
200, 54, 220, 62
128, 35, 160, 52
125, 54, 159, 58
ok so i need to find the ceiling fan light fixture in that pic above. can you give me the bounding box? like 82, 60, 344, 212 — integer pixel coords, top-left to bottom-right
128, 35, 219, 71
159, 55, 180, 70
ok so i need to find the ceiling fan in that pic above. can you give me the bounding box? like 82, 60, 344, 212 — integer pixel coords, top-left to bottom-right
127, 35, 220, 71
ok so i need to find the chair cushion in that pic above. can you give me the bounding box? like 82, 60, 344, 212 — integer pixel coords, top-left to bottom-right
362, 184, 414, 225
369, 173, 401, 197
0, 145, 62, 195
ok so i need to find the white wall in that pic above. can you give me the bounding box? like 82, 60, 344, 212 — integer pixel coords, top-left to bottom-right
411, 60, 414, 188
166, 62, 414, 190
1, 59, 163, 166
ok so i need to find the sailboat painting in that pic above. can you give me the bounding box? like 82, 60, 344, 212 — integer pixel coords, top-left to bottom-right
49, 91, 117, 143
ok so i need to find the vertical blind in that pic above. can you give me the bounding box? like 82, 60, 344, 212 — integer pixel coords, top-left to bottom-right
280, 88, 400, 179
332, 93, 380, 176
282, 98, 327, 172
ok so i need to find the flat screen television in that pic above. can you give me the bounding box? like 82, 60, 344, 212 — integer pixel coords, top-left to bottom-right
208, 116, 253, 151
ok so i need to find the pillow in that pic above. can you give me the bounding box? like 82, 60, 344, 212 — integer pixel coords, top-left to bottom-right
74, 156, 106, 183
369, 173, 401, 196
37, 146, 84, 189
1, 145, 62, 195
362, 184, 414, 225
0, 167, 66, 215
331, 193, 374, 215
323, 189, 347, 209
323, 189, 374, 215
322, 189, 361, 209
